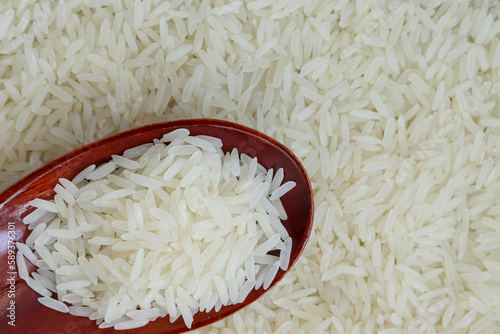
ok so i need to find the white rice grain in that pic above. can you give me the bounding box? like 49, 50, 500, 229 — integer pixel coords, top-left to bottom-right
29, 199, 58, 213
270, 181, 296, 200
38, 297, 69, 313
161, 129, 190, 142
86, 162, 116, 180
114, 319, 149, 330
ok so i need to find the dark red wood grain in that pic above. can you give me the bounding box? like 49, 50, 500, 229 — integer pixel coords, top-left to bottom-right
0, 119, 313, 334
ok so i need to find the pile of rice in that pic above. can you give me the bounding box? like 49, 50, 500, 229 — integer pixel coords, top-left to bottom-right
2, 0, 500, 333
17, 128, 295, 330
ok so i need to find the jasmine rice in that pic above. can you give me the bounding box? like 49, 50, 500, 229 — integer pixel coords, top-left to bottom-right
16, 128, 295, 330
3, 0, 500, 332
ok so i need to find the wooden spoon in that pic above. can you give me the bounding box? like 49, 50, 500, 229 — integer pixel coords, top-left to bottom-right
0, 119, 313, 334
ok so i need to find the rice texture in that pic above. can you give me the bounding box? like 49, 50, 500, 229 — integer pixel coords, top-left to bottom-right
3, 0, 500, 332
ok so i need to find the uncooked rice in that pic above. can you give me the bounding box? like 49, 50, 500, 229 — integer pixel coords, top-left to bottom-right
16, 129, 295, 329
3, 0, 500, 332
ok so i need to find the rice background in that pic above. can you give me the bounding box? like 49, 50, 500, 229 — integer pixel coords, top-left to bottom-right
1, 0, 500, 333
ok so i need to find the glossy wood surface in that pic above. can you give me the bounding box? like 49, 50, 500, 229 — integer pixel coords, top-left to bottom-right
0, 119, 313, 334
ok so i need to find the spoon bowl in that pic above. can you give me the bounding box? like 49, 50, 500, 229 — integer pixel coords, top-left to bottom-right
0, 119, 313, 334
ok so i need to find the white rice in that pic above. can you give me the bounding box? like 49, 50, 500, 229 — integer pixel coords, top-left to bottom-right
16, 242, 38, 265
17, 131, 294, 329
3, 0, 500, 332
263, 261, 280, 290
54, 184, 75, 205
26, 277, 52, 297
112, 155, 140, 169
71, 165, 96, 184
38, 296, 69, 313
114, 319, 150, 330
161, 128, 190, 142
22, 209, 50, 226
269, 181, 296, 200
279, 237, 292, 271
16, 251, 29, 281
58, 178, 80, 198
28, 199, 58, 213
69, 306, 94, 317
123, 144, 154, 159
86, 162, 116, 180
32, 273, 57, 292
